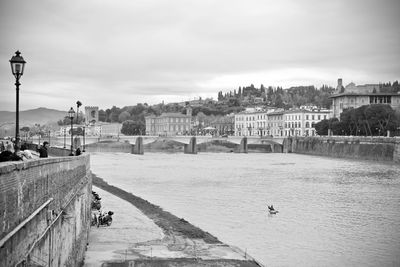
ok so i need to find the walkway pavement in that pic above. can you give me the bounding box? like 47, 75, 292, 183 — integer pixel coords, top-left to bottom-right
84, 187, 259, 266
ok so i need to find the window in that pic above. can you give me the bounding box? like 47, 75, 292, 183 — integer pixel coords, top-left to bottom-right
312, 115, 315, 120
318, 115, 320, 120
306, 115, 309, 120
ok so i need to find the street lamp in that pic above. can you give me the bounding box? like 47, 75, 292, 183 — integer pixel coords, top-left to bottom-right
68, 107, 75, 156
82, 126, 86, 152
76, 101, 82, 122
9, 51, 26, 151
63, 127, 66, 148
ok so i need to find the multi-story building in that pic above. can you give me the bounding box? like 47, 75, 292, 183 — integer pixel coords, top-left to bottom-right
235, 110, 267, 136
283, 109, 330, 137
267, 110, 284, 137
145, 108, 192, 136
210, 115, 235, 136
331, 78, 400, 118
234, 109, 278, 136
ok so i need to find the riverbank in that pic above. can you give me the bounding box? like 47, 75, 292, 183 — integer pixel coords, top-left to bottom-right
284, 136, 400, 163
88, 174, 262, 266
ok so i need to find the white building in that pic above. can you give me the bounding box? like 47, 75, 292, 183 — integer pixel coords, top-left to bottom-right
234, 109, 276, 136
267, 110, 284, 137
283, 109, 330, 137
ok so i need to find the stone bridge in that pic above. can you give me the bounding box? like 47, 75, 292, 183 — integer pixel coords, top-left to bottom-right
44, 136, 284, 155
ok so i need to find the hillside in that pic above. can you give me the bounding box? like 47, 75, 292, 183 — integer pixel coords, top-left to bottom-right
0, 107, 66, 126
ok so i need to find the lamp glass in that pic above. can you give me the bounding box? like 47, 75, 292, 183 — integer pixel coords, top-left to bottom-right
68, 107, 75, 119
9, 51, 26, 78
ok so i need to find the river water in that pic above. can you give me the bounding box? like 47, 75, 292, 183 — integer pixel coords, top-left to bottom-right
90, 152, 400, 267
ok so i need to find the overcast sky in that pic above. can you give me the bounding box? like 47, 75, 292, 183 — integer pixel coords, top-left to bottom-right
0, 0, 399, 111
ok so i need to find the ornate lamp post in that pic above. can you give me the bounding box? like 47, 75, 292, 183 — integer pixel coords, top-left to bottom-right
82, 126, 86, 152
68, 107, 75, 156
76, 101, 82, 122
63, 127, 66, 148
9, 51, 26, 151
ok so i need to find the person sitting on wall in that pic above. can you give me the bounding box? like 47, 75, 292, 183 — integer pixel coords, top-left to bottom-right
0, 143, 22, 162
38, 141, 49, 158
19, 144, 33, 160
75, 147, 81, 156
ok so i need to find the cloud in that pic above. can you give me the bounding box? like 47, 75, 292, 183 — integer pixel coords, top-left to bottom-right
0, 0, 399, 111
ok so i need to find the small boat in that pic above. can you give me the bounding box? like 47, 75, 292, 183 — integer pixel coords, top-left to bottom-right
269, 209, 279, 214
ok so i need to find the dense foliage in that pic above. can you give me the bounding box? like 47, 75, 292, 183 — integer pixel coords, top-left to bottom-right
120, 120, 145, 135
315, 105, 400, 136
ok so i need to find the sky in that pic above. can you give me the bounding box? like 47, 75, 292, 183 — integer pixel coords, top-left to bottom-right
0, 0, 399, 111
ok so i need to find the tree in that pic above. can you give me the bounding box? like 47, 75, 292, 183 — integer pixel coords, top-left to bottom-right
315, 118, 338, 136
98, 110, 107, 122
118, 111, 131, 122
121, 120, 145, 135
365, 104, 397, 135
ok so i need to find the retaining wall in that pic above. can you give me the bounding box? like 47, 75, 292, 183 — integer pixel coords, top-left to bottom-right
283, 136, 400, 163
0, 155, 92, 266
84, 141, 133, 153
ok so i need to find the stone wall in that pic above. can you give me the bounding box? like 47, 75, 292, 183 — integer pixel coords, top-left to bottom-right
84, 141, 133, 153
0, 155, 92, 266
283, 136, 400, 163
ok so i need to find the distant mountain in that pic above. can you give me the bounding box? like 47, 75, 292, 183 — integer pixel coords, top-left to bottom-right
0, 107, 67, 126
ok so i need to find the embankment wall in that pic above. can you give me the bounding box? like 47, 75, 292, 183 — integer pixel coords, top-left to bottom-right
0, 155, 92, 266
283, 136, 400, 163
84, 141, 133, 153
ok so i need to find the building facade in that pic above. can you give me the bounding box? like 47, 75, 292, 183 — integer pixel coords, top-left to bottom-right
234, 108, 329, 137
145, 108, 192, 136
283, 109, 330, 137
267, 110, 284, 137
331, 79, 400, 118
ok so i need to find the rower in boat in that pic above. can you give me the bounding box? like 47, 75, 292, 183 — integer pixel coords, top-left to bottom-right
268, 204, 278, 214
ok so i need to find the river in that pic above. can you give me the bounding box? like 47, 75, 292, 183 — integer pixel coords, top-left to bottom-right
90, 152, 400, 267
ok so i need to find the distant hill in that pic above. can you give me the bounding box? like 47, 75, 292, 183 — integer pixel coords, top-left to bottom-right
0, 107, 67, 126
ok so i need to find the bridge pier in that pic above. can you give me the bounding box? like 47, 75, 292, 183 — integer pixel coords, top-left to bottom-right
184, 137, 197, 154
131, 137, 144, 155
235, 137, 248, 153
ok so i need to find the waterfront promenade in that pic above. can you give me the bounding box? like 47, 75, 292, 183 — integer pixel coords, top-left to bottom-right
85, 183, 261, 266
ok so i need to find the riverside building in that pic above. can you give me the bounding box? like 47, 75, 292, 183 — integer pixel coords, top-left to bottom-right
330, 78, 400, 118
234, 109, 270, 136
234, 108, 329, 137
283, 109, 330, 137
267, 110, 284, 137
145, 108, 192, 136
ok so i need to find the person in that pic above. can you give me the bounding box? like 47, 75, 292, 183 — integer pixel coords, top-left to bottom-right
0, 143, 22, 162
268, 205, 275, 211
38, 141, 49, 158
19, 144, 33, 160
75, 147, 81, 156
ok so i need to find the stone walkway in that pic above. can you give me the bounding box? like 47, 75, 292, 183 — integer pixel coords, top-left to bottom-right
84, 187, 260, 266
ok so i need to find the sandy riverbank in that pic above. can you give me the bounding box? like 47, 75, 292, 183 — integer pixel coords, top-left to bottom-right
86, 174, 262, 266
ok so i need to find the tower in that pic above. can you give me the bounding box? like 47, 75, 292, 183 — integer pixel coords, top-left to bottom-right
336, 78, 344, 93
85, 106, 99, 125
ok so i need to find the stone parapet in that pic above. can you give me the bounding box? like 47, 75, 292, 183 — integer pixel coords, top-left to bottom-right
0, 155, 92, 266
285, 136, 399, 162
